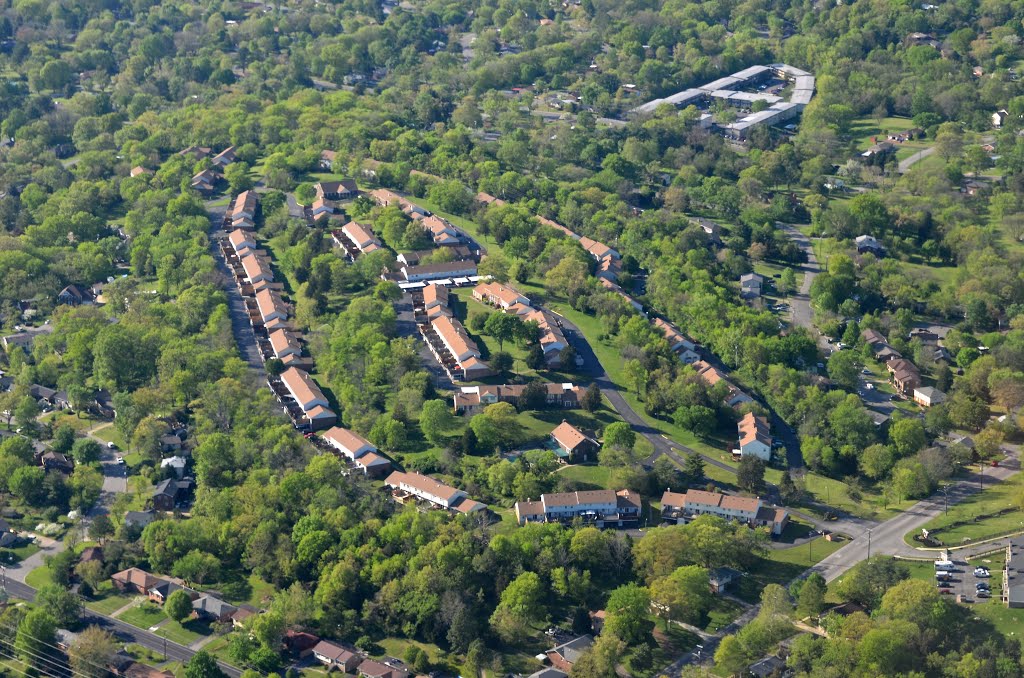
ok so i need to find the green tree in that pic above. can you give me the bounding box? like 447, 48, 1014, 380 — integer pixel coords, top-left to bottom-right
16, 609, 57, 666
603, 583, 652, 645
165, 589, 194, 624
491, 351, 514, 375
173, 550, 221, 584
889, 418, 926, 457
682, 452, 705, 487
827, 350, 860, 390
184, 651, 228, 678
51, 425, 75, 454
624, 359, 647, 399
602, 422, 636, 451
581, 384, 601, 412
420, 399, 455, 445
69, 626, 118, 678
36, 584, 82, 627
224, 163, 254, 194
14, 396, 39, 433
649, 566, 711, 627
71, 438, 102, 464
483, 312, 521, 351
490, 572, 545, 642
737, 456, 766, 493
713, 635, 748, 676
796, 573, 827, 618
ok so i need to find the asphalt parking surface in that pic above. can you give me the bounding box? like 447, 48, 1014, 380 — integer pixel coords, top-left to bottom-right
935, 560, 994, 603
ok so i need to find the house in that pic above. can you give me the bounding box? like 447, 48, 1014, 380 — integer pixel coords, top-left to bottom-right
353, 452, 392, 478
269, 329, 303, 362
737, 412, 772, 460
909, 328, 939, 344
473, 282, 530, 311
178, 146, 212, 160
527, 669, 568, 678
452, 383, 582, 413
861, 141, 896, 161
397, 246, 475, 267
341, 221, 383, 253
993, 109, 1009, 128
913, 386, 946, 407
41, 452, 73, 473
385, 471, 486, 514
425, 315, 494, 381
357, 660, 410, 678
192, 595, 238, 622
228, 229, 256, 253
1003, 536, 1024, 608
152, 478, 192, 511
400, 260, 477, 282
111, 568, 161, 594
653, 318, 698, 360
855, 234, 885, 256
421, 284, 450, 319
515, 490, 641, 528
148, 578, 194, 605
709, 567, 742, 594
320, 151, 337, 171
577, 236, 620, 262
160, 456, 188, 477
596, 256, 622, 281
211, 147, 237, 167
160, 434, 184, 453
422, 215, 461, 245
475, 192, 507, 207
57, 284, 90, 306
279, 368, 337, 430
310, 198, 334, 219
312, 641, 361, 672
659, 490, 788, 535
748, 655, 788, 678
231, 190, 259, 222
546, 635, 594, 673
875, 345, 903, 362
887, 358, 921, 394
524, 309, 569, 365
692, 361, 753, 408
740, 273, 764, 299
129, 166, 153, 178
321, 426, 377, 459
861, 329, 888, 349
314, 179, 358, 200
124, 510, 156, 530
2, 326, 53, 351
190, 169, 220, 194
549, 421, 599, 463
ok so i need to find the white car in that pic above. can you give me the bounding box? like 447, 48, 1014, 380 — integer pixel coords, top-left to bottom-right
975, 568, 990, 578
115, 455, 124, 464
107, 442, 116, 449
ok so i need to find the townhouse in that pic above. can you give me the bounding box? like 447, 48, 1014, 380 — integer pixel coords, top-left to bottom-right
514, 489, 641, 528
425, 315, 493, 380
692, 360, 753, 408
421, 215, 461, 245
228, 229, 256, 254
524, 308, 569, 365
887, 358, 921, 395
385, 471, 486, 514
268, 329, 303, 364
549, 420, 599, 462
314, 179, 358, 200
322, 426, 377, 460
736, 412, 772, 461
660, 489, 788, 535
340, 221, 383, 254
653, 318, 700, 363
473, 282, 531, 313
401, 260, 478, 282
279, 367, 337, 430
452, 382, 583, 413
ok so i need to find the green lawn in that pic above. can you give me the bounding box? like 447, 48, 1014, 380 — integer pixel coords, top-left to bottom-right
703, 596, 745, 634
86, 590, 137, 615
738, 536, 847, 603
91, 424, 126, 448
907, 469, 1024, 547
39, 411, 105, 434
117, 602, 168, 630
0, 542, 39, 565
556, 464, 614, 489
156, 619, 211, 645
24, 565, 52, 588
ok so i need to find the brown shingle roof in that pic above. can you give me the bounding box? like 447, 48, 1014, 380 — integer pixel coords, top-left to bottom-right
550, 421, 591, 451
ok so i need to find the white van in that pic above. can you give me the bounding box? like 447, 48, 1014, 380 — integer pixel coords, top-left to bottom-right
934, 560, 955, 571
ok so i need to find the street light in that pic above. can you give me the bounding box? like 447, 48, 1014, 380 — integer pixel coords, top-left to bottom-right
941, 485, 949, 515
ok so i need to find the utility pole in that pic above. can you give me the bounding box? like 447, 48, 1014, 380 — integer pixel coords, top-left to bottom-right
867, 529, 872, 560
942, 485, 948, 515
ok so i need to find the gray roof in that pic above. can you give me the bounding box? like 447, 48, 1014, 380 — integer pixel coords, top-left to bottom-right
1007, 537, 1024, 606
193, 595, 238, 617
125, 510, 155, 527
528, 670, 568, 678
549, 635, 593, 665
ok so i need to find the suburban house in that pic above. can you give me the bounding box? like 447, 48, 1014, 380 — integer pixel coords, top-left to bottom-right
310, 198, 334, 219
1003, 536, 1024, 608
400, 260, 477, 282
112, 568, 161, 594
473, 282, 531, 313
151, 478, 193, 511
57, 284, 91, 306
475, 192, 507, 207
709, 567, 743, 594
452, 383, 582, 413
524, 309, 569, 365
514, 490, 641, 528
385, 471, 486, 514
426, 315, 493, 381
211, 146, 237, 167
1, 326, 52, 351
887, 358, 921, 395
421, 284, 450, 320
740, 273, 763, 299
660, 489, 789, 535
861, 329, 888, 350
357, 660, 410, 678
312, 641, 362, 672
124, 510, 156, 530
179, 146, 212, 160
228, 229, 256, 253
545, 636, 594, 673
279, 367, 337, 430
596, 256, 622, 281
422, 215, 461, 245
855, 234, 885, 256
320, 150, 336, 170
341, 221, 382, 254
192, 595, 238, 622
653, 318, 700, 363
41, 451, 73, 473
314, 179, 358, 200
736, 412, 772, 460
549, 421, 599, 462
322, 427, 377, 460
190, 169, 220, 194
129, 166, 152, 178
284, 630, 321, 655
993, 109, 1009, 128
353, 452, 392, 478
692, 361, 753, 408
578, 236, 620, 262
913, 386, 946, 407
255, 288, 288, 325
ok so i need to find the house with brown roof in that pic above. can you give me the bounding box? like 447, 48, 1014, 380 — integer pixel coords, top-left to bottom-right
279, 368, 337, 430
211, 146, 237, 167
310, 198, 334, 219
228, 229, 256, 253
422, 215, 461, 245
314, 179, 358, 201
549, 421, 599, 462
473, 282, 531, 311
178, 146, 212, 160
341, 221, 382, 253
401, 260, 477, 282
659, 490, 788, 535
312, 641, 361, 672
653, 318, 698, 363
514, 490, 640, 528
268, 329, 302, 361
111, 568, 160, 594
353, 452, 392, 478
887, 358, 921, 395
129, 166, 153, 178
452, 383, 582, 413
243, 254, 274, 285
255, 288, 287, 324
545, 636, 594, 673
321, 427, 377, 460
524, 309, 568, 365
736, 412, 771, 461
692, 361, 753, 408
385, 471, 486, 513
357, 660, 410, 678
425, 315, 494, 381
861, 328, 888, 350
475, 192, 507, 207
190, 169, 220, 195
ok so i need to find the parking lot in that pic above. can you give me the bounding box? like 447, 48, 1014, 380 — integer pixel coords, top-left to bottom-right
935, 560, 994, 603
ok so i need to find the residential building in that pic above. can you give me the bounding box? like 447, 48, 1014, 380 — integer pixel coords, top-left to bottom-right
475, 192, 507, 207
692, 361, 753, 408
514, 489, 641, 527
228, 229, 256, 253
709, 567, 742, 594
578, 236, 620, 261
887, 358, 921, 395
426, 315, 493, 380
321, 427, 377, 459
190, 169, 219, 194
737, 412, 772, 460
546, 636, 594, 673
357, 660, 410, 678
524, 309, 568, 365
1, 326, 52, 351
57, 284, 91, 306
320, 150, 337, 171
254, 288, 287, 324
269, 329, 302, 361
452, 382, 582, 413
397, 246, 475, 267
41, 452, 73, 473
400, 260, 477, 282
152, 478, 192, 511
341, 221, 382, 253
192, 595, 238, 622
913, 386, 946, 407
1003, 536, 1024, 608
527, 669, 567, 678
353, 452, 392, 478
129, 166, 152, 178
596, 256, 622, 281
314, 179, 358, 200
861, 329, 888, 349
422, 215, 461, 245
549, 421, 599, 462
740, 273, 763, 299
279, 368, 338, 430
211, 146, 237, 167
243, 254, 274, 285
855, 234, 885, 256
179, 146, 212, 160
660, 490, 788, 535
310, 198, 333, 219
994, 109, 1009, 128
312, 642, 361, 672
473, 282, 531, 311
111, 568, 160, 594
385, 471, 486, 514
421, 283, 449, 314
231, 190, 259, 222
124, 511, 156, 530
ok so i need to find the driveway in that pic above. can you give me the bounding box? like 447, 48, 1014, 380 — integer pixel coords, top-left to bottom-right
898, 146, 935, 173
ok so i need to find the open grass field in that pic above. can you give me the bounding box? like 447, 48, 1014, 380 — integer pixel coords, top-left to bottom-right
118, 602, 168, 630
907, 470, 1024, 547
85, 589, 137, 615
738, 535, 847, 603
25, 565, 52, 588
156, 618, 212, 645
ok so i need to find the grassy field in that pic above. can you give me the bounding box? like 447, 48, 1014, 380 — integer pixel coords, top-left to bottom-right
85, 589, 137, 615
907, 470, 1024, 547
156, 618, 211, 645
25, 565, 52, 588
556, 463, 614, 489
738, 536, 847, 603
118, 602, 168, 630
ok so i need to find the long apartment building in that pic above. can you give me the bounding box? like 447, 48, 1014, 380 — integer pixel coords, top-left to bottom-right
692, 360, 753, 408
385, 471, 486, 514
660, 489, 788, 535
427, 315, 493, 380
470, 282, 567, 365
339, 221, 382, 254
653, 318, 700, 364
230, 190, 259, 229
279, 367, 337, 430
736, 412, 772, 460
452, 382, 583, 413
514, 489, 641, 528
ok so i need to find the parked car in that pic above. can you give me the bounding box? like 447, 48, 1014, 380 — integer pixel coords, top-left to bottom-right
107, 442, 116, 449
115, 455, 124, 464
975, 568, 990, 577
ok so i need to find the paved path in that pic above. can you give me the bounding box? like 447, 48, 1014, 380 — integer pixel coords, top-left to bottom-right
898, 146, 935, 173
